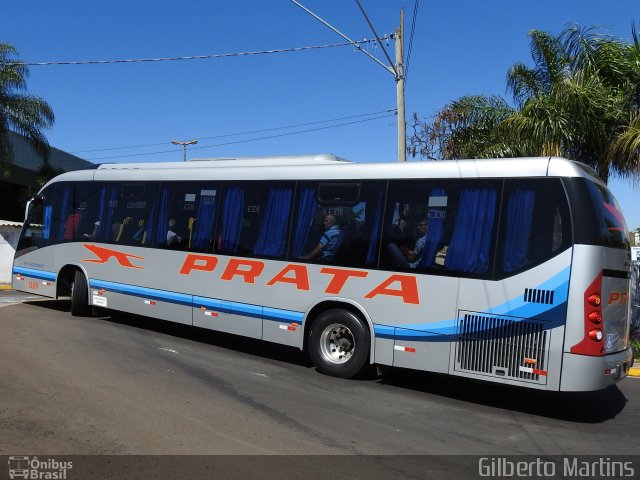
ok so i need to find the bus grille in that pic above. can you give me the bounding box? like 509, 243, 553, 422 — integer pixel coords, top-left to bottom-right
455, 312, 549, 384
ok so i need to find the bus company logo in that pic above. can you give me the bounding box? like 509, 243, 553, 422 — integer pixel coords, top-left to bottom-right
607, 292, 628, 305
76, 246, 423, 304
8, 456, 73, 479
81, 244, 144, 269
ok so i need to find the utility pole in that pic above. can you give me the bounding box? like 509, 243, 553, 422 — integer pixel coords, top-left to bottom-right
290, 1, 408, 162
396, 9, 406, 162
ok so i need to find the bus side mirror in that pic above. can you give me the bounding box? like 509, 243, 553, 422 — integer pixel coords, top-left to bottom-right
23, 194, 45, 223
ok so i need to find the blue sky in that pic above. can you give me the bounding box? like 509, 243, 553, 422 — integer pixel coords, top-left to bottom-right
4, 0, 639, 229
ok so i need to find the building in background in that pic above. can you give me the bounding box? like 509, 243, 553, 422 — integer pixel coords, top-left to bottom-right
0, 131, 90, 221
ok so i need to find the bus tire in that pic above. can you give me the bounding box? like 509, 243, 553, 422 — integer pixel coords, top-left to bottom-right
70, 270, 91, 317
308, 309, 370, 379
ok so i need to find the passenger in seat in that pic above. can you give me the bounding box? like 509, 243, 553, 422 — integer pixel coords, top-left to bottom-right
167, 218, 182, 246
300, 214, 342, 262
387, 219, 429, 268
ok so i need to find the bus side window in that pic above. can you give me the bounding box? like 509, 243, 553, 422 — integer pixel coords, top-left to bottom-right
107, 183, 156, 247
218, 181, 293, 259
382, 181, 453, 272
382, 180, 499, 276
252, 186, 293, 257
331, 183, 385, 267
498, 178, 571, 275
442, 186, 498, 275
290, 181, 384, 267
48, 183, 105, 243
191, 187, 218, 252
151, 182, 218, 251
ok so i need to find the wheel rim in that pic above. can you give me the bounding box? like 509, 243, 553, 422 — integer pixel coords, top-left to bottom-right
318, 322, 356, 364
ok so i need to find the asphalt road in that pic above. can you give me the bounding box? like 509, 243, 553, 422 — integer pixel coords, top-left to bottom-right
1, 292, 639, 478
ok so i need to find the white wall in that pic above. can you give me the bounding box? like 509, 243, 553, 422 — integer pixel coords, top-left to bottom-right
0, 225, 21, 284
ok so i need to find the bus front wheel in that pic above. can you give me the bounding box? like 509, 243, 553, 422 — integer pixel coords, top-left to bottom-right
70, 270, 91, 317
308, 309, 370, 378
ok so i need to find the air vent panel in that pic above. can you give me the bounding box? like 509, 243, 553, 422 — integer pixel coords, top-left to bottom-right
455, 312, 550, 384
524, 288, 554, 305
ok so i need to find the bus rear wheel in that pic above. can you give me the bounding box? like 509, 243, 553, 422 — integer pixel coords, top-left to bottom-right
308, 309, 370, 378
70, 270, 91, 317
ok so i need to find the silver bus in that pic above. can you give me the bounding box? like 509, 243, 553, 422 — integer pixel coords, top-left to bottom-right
13, 155, 634, 391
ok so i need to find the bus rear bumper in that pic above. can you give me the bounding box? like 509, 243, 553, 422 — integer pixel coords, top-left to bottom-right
559, 347, 633, 392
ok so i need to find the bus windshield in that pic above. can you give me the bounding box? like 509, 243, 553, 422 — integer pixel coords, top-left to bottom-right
584, 181, 629, 249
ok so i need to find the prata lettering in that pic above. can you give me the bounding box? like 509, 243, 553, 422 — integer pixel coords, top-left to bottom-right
179, 254, 420, 305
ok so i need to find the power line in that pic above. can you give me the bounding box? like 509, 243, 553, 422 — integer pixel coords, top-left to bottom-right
355, 0, 398, 78
19, 38, 386, 67
289, 0, 395, 76
405, 0, 420, 79
72, 109, 396, 154
84, 111, 396, 161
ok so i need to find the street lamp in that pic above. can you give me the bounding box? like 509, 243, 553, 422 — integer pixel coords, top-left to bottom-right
171, 139, 198, 161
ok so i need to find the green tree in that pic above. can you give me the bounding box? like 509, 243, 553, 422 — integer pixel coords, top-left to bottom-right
0, 42, 54, 177
409, 24, 640, 183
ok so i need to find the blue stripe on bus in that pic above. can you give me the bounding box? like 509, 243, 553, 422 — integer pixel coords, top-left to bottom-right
374, 325, 395, 339
393, 330, 454, 342
90, 279, 193, 306
263, 307, 304, 323
12, 267, 57, 281
193, 296, 227, 311
488, 267, 570, 320
225, 300, 263, 319
91, 279, 303, 324
374, 267, 571, 342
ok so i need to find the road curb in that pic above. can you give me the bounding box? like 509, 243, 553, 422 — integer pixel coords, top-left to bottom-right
629, 366, 640, 378
0, 285, 12, 290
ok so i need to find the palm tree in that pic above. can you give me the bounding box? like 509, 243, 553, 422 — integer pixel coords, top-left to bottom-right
0, 42, 54, 177
409, 24, 640, 184
504, 25, 640, 182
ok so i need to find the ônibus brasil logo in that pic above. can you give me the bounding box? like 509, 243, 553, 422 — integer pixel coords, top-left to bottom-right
8, 456, 73, 480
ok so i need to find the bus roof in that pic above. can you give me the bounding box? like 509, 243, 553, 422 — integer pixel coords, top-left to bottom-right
45, 155, 605, 186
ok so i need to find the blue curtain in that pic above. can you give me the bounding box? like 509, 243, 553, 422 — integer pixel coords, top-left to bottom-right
502, 189, 535, 272
254, 187, 292, 256
220, 187, 244, 252
366, 192, 383, 265
43, 205, 52, 239
291, 188, 317, 258
192, 191, 217, 250
56, 185, 72, 240
418, 188, 446, 268
154, 188, 170, 245
94, 187, 107, 240
445, 189, 496, 273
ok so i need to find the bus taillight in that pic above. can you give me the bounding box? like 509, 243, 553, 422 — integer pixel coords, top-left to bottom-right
587, 294, 601, 306
570, 273, 604, 356
588, 329, 603, 341
587, 311, 602, 324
